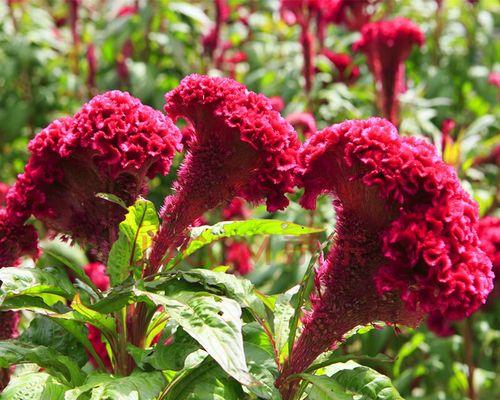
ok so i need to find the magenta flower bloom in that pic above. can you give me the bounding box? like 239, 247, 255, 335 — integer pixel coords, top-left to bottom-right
488, 72, 500, 88
149, 75, 300, 268
427, 311, 455, 337
225, 241, 253, 275
286, 112, 317, 138
84, 262, 110, 292
269, 96, 285, 113
0, 209, 39, 268
4, 91, 181, 260
277, 118, 493, 398
477, 216, 500, 297
354, 18, 425, 126
222, 198, 250, 220
320, 49, 360, 84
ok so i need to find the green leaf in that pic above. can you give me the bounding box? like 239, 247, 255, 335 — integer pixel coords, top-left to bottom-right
163, 359, 244, 400
19, 315, 88, 367
177, 268, 267, 319
62, 294, 116, 339
319, 361, 404, 400
0, 340, 86, 387
180, 219, 322, 261
128, 325, 203, 371
39, 240, 98, 296
274, 285, 299, 362
136, 290, 254, 386
0, 266, 75, 301
95, 192, 128, 210
0, 371, 70, 400
299, 373, 352, 400
107, 198, 159, 286
64, 371, 165, 400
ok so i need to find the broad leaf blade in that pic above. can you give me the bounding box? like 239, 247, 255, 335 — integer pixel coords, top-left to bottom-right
137, 290, 254, 386
0, 266, 75, 301
107, 198, 159, 286
182, 219, 322, 259
274, 285, 299, 362
0, 340, 86, 387
0, 372, 69, 400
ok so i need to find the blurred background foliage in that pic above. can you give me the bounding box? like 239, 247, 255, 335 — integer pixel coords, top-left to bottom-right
0, 0, 498, 399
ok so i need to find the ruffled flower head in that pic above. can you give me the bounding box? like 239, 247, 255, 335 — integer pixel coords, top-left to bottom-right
477, 216, 500, 294
277, 118, 493, 398
320, 50, 360, 84
4, 91, 182, 260
354, 18, 425, 126
150, 75, 300, 267
0, 311, 19, 389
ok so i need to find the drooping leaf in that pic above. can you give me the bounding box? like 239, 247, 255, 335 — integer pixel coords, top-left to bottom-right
107, 198, 159, 286
0, 266, 75, 301
298, 373, 352, 400
180, 219, 322, 261
306, 361, 404, 400
128, 325, 203, 371
136, 290, 254, 386
176, 268, 267, 319
163, 359, 244, 400
0, 371, 70, 400
273, 285, 299, 362
64, 371, 165, 400
19, 315, 88, 367
0, 340, 86, 387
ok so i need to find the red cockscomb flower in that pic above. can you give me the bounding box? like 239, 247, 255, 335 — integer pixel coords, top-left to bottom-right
4, 92, 181, 261
277, 118, 493, 399
428, 216, 499, 336
286, 112, 317, 138
84, 262, 110, 291
477, 216, 500, 293
149, 75, 300, 268
0, 209, 39, 268
330, 0, 381, 31
488, 72, 500, 88
354, 18, 425, 126
225, 241, 253, 275
222, 198, 250, 220
0, 183, 9, 205
320, 49, 360, 84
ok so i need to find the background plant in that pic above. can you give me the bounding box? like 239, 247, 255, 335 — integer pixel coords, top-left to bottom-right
0, 1, 498, 399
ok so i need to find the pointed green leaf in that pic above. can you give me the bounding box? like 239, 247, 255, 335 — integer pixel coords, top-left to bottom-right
0, 372, 70, 400
108, 198, 159, 286
274, 285, 299, 362
0, 340, 86, 387
181, 219, 322, 260
0, 266, 75, 301
137, 290, 254, 386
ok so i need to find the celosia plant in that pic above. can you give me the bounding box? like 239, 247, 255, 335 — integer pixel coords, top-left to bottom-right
354, 18, 425, 126
2, 91, 182, 262
276, 118, 493, 399
150, 74, 300, 268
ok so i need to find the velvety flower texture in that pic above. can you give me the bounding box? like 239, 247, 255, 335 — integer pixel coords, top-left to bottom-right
0, 209, 39, 268
354, 18, 425, 126
4, 91, 181, 260
320, 49, 360, 84
277, 118, 493, 399
150, 74, 300, 268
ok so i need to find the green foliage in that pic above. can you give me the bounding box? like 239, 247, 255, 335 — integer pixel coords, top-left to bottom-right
108, 198, 159, 285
